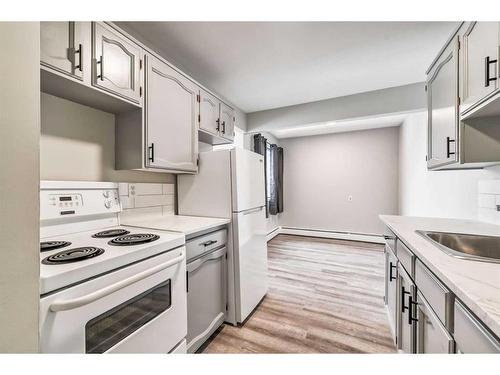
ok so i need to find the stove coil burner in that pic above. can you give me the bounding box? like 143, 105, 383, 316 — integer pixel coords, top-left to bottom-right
108, 233, 160, 246
92, 229, 131, 238
40, 241, 72, 252
42, 247, 105, 265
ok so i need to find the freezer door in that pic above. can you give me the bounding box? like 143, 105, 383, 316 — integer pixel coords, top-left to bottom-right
231, 148, 265, 212
232, 206, 268, 322
178, 150, 232, 218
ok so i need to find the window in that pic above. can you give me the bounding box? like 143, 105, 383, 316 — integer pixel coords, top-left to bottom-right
265, 142, 272, 211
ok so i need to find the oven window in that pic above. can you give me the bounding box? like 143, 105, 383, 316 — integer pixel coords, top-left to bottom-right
85, 280, 171, 353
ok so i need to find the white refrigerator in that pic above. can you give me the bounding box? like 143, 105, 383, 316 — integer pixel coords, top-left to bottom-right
178, 148, 268, 325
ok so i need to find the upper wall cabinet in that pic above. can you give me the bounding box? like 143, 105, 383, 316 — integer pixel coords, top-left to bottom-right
461, 22, 499, 114
219, 103, 235, 141
92, 22, 143, 105
198, 89, 236, 145
41, 22, 89, 81
426, 35, 460, 169
145, 55, 198, 172
426, 22, 500, 170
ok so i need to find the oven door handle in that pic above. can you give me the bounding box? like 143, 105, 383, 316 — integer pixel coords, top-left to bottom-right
49, 252, 185, 312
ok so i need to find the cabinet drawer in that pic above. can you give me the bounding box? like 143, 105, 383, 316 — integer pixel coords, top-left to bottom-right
186, 229, 227, 262
416, 292, 454, 353
415, 259, 454, 331
454, 300, 500, 353
396, 240, 415, 277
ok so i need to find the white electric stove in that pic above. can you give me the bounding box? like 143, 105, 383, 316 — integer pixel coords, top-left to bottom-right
39, 181, 187, 354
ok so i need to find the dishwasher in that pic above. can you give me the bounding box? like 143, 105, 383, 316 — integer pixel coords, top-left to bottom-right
186, 228, 227, 353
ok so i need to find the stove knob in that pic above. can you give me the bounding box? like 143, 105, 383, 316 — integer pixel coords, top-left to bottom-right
104, 201, 112, 209
103, 190, 110, 198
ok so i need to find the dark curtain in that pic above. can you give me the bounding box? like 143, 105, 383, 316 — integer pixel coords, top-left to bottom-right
277, 147, 284, 213
253, 133, 268, 217
268, 144, 278, 215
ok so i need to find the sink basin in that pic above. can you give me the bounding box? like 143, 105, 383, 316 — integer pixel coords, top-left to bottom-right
416, 230, 500, 263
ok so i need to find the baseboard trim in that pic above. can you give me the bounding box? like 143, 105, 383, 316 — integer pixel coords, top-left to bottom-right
268, 226, 385, 244
266, 227, 281, 242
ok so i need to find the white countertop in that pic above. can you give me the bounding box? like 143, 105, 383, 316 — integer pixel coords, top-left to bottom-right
380, 215, 500, 338
122, 214, 230, 237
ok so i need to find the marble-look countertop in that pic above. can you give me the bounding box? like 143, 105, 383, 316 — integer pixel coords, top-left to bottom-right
380, 215, 500, 338
122, 214, 230, 237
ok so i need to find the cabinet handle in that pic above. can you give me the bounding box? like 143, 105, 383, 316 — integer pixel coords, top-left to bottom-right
408, 296, 419, 324
216, 118, 220, 132
148, 143, 154, 163
401, 286, 410, 312
221, 121, 226, 134
97, 55, 104, 81
389, 262, 397, 282
446, 137, 456, 158
74, 43, 82, 72
485, 56, 498, 87
200, 240, 218, 247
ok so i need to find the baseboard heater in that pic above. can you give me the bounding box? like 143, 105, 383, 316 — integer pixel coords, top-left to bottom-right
267, 226, 385, 244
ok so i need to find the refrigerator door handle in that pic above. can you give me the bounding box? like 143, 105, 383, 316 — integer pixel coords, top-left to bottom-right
242, 206, 264, 215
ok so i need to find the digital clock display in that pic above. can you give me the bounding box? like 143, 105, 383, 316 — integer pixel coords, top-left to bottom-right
59, 196, 72, 202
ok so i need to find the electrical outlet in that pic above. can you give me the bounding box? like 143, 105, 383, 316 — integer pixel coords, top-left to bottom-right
348, 195, 353, 202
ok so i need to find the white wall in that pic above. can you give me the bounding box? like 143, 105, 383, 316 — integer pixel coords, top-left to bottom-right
279, 127, 400, 235
398, 111, 500, 220
0, 22, 40, 352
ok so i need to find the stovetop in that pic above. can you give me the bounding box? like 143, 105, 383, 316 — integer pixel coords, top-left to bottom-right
39, 226, 185, 295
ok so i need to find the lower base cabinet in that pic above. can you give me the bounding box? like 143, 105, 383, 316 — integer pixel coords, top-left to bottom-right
397, 264, 417, 353
416, 292, 454, 353
454, 300, 500, 353
384, 246, 398, 341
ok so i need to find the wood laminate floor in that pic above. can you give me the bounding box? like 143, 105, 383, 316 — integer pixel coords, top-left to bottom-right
201, 234, 396, 354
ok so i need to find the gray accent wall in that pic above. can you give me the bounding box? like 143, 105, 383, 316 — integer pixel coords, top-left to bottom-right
279, 126, 400, 235
0, 22, 40, 352
247, 82, 426, 132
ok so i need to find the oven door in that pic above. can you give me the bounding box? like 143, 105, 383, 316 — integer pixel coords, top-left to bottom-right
39, 247, 187, 353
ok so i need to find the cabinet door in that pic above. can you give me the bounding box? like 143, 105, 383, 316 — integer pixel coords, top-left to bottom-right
92, 22, 142, 104
145, 55, 198, 172
427, 36, 460, 169
397, 265, 416, 353
462, 22, 500, 113
199, 89, 220, 136
219, 103, 235, 141
416, 292, 454, 353
384, 247, 398, 341
41, 22, 87, 80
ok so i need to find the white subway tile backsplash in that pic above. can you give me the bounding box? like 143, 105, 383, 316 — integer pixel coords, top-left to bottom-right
133, 183, 164, 195
478, 180, 500, 225
118, 182, 175, 221
162, 184, 175, 195
478, 194, 496, 209
134, 194, 173, 208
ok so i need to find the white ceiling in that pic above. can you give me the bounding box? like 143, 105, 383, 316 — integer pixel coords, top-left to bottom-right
118, 22, 458, 113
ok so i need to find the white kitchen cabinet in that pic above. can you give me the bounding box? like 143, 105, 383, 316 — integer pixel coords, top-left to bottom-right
199, 89, 221, 136
198, 90, 235, 145
92, 22, 143, 104
384, 246, 398, 341
426, 34, 460, 169
416, 292, 454, 353
219, 102, 235, 142
461, 22, 500, 114
454, 300, 500, 353
145, 55, 199, 172
397, 264, 416, 353
41, 22, 89, 81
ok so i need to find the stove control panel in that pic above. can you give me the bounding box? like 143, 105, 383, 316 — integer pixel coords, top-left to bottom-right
40, 187, 120, 220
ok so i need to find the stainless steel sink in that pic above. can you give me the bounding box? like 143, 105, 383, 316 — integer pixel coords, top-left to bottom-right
416, 230, 500, 264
